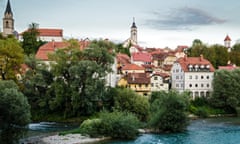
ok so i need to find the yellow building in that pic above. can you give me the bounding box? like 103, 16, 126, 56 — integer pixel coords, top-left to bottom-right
118, 73, 151, 96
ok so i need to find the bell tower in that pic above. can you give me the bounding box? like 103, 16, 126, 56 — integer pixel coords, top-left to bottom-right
130, 17, 137, 45
3, 0, 14, 37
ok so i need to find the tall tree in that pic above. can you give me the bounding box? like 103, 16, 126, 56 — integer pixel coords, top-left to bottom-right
46, 39, 114, 117
211, 69, 240, 112
0, 80, 31, 129
21, 23, 45, 55
0, 37, 24, 81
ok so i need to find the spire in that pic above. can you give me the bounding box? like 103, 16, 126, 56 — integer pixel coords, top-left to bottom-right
5, 0, 13, 15
131, 17, 137, 28
224, 34, 231, 41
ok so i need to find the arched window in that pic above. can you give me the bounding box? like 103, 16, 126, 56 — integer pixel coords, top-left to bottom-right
6, 21, 9, 28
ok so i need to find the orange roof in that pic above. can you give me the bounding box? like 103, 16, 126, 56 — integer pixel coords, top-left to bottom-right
122, 64, 145, 71
152, 72, 169, 78
36, 40, 89, 60
132, 52, 152, 62
175, 45, 188, 53
224, 35, 231, 41
21, 28, 63, 37
127, 73, 150, 84
177, 56, 215, 72
218, 65, 239, 70
117, 53, 131, 65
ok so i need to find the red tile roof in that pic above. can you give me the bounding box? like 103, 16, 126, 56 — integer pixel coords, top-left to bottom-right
21, 28, 63, 37
151, 72, 169, 78
132, 52, 152, 62
177, 56, 215, 72
127, 73, 150, 84
224, 35, 231, 41
36, 40, 89, 60
122, 64, 145, 71
218, 65, 239, 70
117, 53, 131, 65
175, 45, 188, 52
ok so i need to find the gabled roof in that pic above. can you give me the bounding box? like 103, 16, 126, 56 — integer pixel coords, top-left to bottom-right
224, 35, 231, 41
218, 65, 239, 70
36, 40, 89, 60
151, 72, 169, 78
132, 52, 152, 62
127, 73, 150, 84
176, 56, 215, 72
117, 53, 131, 65
21, 28, 63, 37
122, 64, 145, 71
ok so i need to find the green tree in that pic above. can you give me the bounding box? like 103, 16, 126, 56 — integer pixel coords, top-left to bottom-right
0, 80, 31, 129
0, 37, 24, 81
114, 88, 150, 121
213, 44, 229, 68
149, 91, 189, 133
21, 23, 45, 55
48, 39, 115, 117
211, 69, 240, 113
230, 43, 240, 66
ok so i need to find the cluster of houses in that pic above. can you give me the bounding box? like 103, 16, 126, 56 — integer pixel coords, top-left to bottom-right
2, 0, 239, 99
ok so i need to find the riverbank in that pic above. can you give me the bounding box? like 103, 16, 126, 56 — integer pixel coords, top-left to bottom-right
20, 133, 110, 144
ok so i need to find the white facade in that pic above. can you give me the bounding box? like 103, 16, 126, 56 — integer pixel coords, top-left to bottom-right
151, 74, 169, 92
38, 36, 63, 42
171, 62, 214, 99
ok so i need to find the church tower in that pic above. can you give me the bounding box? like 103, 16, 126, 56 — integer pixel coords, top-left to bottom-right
224, 35, 231, 52
130, 18, 137, 45
3, 0, 14, 37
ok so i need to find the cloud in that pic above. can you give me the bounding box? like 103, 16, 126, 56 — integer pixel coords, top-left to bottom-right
145, 7, 226, 30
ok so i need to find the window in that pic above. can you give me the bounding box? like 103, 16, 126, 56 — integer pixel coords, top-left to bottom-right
176, 69, 179, 72
207, 84, 210, 87
200, 91, 205, 97
189, 84, 192, 87
176, 84, 179, 87
195, 75, 198, 79
176, 76, 179, 79
189, 75, 192, 79
139, 84, 142, 88
181, 84, 184, 88
201, 75, 204, 79
206, 76, 209, 79
201, 84, 204, 87
195, 84, 198, 87
154, 76, 158, 80
151, 83, 154, 87
145, 84, 148, 87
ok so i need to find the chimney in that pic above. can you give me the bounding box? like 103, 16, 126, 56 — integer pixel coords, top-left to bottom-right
200, 54, 203, 61
184, 55, 187, 61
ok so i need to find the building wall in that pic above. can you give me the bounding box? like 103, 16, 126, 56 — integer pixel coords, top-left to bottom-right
151, 75, 169, 91
38, 36, 63, 42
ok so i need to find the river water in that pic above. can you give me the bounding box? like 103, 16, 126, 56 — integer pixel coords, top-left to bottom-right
106, 117, 240, 144
1, 117, 240, 144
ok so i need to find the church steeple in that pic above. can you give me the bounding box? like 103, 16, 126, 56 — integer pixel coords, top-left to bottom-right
3, 0, 14, 37
5, 0, 13, 15
130, 17, 137, 45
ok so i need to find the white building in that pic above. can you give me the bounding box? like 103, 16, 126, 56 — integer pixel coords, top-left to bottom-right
171, 55, 215, 99
151, 73, 169, 92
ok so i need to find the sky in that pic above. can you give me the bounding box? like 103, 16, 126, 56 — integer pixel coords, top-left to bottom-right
1, 0, 240, 48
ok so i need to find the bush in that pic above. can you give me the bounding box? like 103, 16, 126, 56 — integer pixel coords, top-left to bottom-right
114, 88, 150, 121
99, 111, 141, 139
149, 91, 189, 133
79, 119, 102, 137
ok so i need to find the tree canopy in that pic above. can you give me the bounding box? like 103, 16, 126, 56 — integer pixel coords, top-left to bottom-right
0, 37, 24, 81
0, 80, 31, 129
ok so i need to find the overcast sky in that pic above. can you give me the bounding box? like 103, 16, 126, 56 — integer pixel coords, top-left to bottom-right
1, 0, 240, 48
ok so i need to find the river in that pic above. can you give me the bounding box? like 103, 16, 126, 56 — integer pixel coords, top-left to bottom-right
1, 117, 240, 144
106, 117, 240, 144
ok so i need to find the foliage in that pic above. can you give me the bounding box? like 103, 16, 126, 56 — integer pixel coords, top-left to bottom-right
188, 39, 229, 68
61, 111, 141, 139
0, 37, 24, 81
115, 43, 130, 56
0, 80, 31, 129
211, 69, 240, 113
22, 39, 116, 119
21, 23, 45, 55
149, 91, 189, 133
114, 88, 150, 121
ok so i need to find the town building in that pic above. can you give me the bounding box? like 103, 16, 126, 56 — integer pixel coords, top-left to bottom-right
224, 35, 231, 52
150, 72, 170, 92
123, 18, 138, 48
118, 73, 151, 96
171, 55, 215, 99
